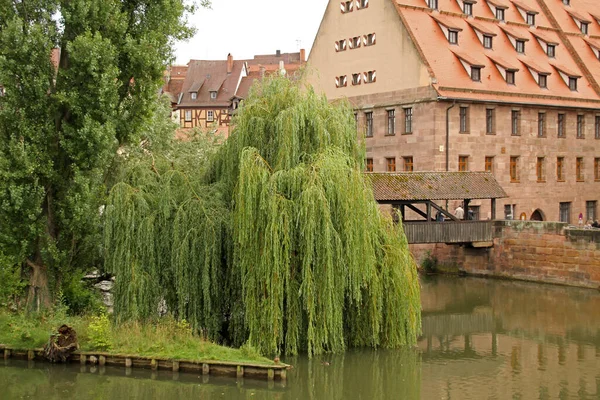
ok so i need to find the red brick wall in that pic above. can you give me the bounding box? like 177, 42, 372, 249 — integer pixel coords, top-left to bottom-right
410, 221, 600, 289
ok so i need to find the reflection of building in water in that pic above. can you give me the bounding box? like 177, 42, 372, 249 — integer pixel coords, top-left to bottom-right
418, 277, 600, 399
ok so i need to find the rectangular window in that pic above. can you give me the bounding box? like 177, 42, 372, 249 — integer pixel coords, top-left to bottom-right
428, 0, 438, 10
463, 2, 472, 15
486, 109, 495, 134
471, 67, 481, 81
366, 158, 373, 172
458, 155, 469, 172
448, 30, 458, 44
483, 35, 493, 49
506, 71, 516, 85
335, 39, 347, 52
403, 156, 414, 172
365, 111, 373, 137
581, 22, 589, 35
526, 13, 535, 26
207, 110, 214, 122
504, 204, 514, 220
496, 8, 505, 21
350, 36, 361, 49
536, 157, 545, 182
364, 70, 376, 83
365, 33, 376, 46
386, 157, 396, 172
587, 201, 597, 222
557, 156, 565, 181
547, 45, 555, 58
341, 1, 353, 13
510, 156, 519, 182
459, 107, 469, 133
595, 116, 600, 139
191, 92, 197, 100
539, 74, 548, 88
569, 77, 578, 91
485, 156, 494, 173
184, 110, 192, 122
404, 107, 413, 134
576, 157, 584, 181
559, 202, 571, 224
511, 110, 520, 135
335, 75, 347, 88
538, 113, 546, 137
595, 158, 600, 181
352, 73, 361, 85
387, 109, 395, 135
357, 0, 368, 9
577, 115, 584, 138
210, 91, 217, 99
516, 40, 525, 53
558, 113, 565, 137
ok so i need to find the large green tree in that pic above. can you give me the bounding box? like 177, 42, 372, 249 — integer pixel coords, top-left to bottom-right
0, 0, 201, 309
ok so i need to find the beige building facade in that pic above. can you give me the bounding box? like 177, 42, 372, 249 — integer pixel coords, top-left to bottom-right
308, 0, 600, 223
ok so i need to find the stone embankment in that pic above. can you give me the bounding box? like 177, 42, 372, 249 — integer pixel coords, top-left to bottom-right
411, 221, 600, 289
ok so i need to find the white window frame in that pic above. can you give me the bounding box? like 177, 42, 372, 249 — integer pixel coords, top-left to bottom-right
207, 110, 214, 122
191, 92, 197, 100
184, 110, 192, 122
210, 91, 217, 99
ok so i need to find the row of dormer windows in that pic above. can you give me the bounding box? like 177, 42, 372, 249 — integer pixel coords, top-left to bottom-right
427, 0, 537, 26
335, 71, 376, 88
340, 0, 368, 13
335, 33, 376, 51
465, 62, 575, 90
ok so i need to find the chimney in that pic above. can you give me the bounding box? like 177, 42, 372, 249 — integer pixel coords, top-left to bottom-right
276, 49, 281, 57
300, 48, 306, 62
227, 53, 233, 74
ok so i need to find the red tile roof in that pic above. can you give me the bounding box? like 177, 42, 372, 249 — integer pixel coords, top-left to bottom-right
394, 1, 600, 108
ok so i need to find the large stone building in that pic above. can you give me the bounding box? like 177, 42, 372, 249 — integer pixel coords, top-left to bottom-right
162, 50, 305, 137
308, 0, 600, 223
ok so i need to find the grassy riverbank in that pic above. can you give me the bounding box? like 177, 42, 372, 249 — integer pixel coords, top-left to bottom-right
0, 311, 274, 365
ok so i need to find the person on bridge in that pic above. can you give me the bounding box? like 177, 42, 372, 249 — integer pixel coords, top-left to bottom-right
455, 205, 464, 220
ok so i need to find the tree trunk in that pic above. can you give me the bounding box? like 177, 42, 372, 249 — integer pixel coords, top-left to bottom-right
26, 258, 51, 311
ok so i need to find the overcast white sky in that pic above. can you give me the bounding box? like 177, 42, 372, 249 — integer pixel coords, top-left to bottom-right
174, 0, 329, 63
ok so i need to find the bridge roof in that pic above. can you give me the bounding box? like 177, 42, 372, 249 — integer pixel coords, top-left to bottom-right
369, 172, 508, 201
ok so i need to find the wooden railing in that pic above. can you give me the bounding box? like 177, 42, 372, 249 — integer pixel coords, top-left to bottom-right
402, 221, 493, 244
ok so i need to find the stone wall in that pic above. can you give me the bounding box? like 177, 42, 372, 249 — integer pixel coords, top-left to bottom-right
410, 221, 600, 289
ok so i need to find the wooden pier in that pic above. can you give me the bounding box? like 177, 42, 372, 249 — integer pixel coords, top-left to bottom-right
0, 344, 289, 381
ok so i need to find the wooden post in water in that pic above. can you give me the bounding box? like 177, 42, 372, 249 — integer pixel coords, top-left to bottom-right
99, 355, 106, 366
125, 358, 132, 368
236, 365, 244, 378
150, 359, 158, 370
27, 350, 34, 360
4, 349, 10, 359
80, 354, 86, 365
172, 360, 179, 372
267, 368, 274, 381
280, 369, 287, 381
202, 363, 210, 375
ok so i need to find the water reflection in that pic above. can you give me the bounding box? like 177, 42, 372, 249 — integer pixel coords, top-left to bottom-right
2, 276, 600, 399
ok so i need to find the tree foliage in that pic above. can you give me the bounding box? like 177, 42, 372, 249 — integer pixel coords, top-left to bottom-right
0, 0, 199, 309
106, 76, 421, 356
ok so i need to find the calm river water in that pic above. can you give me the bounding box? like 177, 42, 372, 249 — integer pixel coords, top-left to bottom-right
2, 276, 600, 399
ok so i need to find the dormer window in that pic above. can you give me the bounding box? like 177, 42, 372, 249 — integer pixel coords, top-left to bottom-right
581, 22, 589, 35
352, 73, 361, 85
547, 44, 555, 57
569, 77, 578, 91
364, 70, 376, 83
364, 33, 376, 46
471, 67, 481, 81
539, 74, 548, 88
210, 91, 217, 99
449, 30, 458, 44
428, 0, 438, 9
483, 35, 493, 49
496, 8, 505, 21
191, 92, 197, 100
350, 36, 361, 49
335, 75, 347, 88
335, 39, 347, 52
357, 0, 369, 9
526, 13, 536, 26
506, 70, 516, 84
341, 1, 353, 13
463, 2, 473, 16
516, 40, 525, 53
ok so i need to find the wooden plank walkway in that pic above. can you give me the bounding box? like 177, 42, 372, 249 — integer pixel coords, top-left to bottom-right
0, 344, 289, 381
403, 221, 493, 244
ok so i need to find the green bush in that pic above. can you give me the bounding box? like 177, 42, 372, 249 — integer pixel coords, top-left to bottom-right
61, 274, 104, 315
421, 251, 438, 273
88, 313, 113, 351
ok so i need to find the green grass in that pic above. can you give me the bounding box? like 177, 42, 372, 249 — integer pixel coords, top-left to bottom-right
0, 311, 274, 366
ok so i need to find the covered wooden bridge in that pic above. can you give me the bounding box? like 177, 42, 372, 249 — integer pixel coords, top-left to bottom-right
368, 172, 507, 245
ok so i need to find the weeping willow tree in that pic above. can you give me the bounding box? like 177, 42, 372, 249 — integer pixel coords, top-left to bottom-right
105, 75, 421, 356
